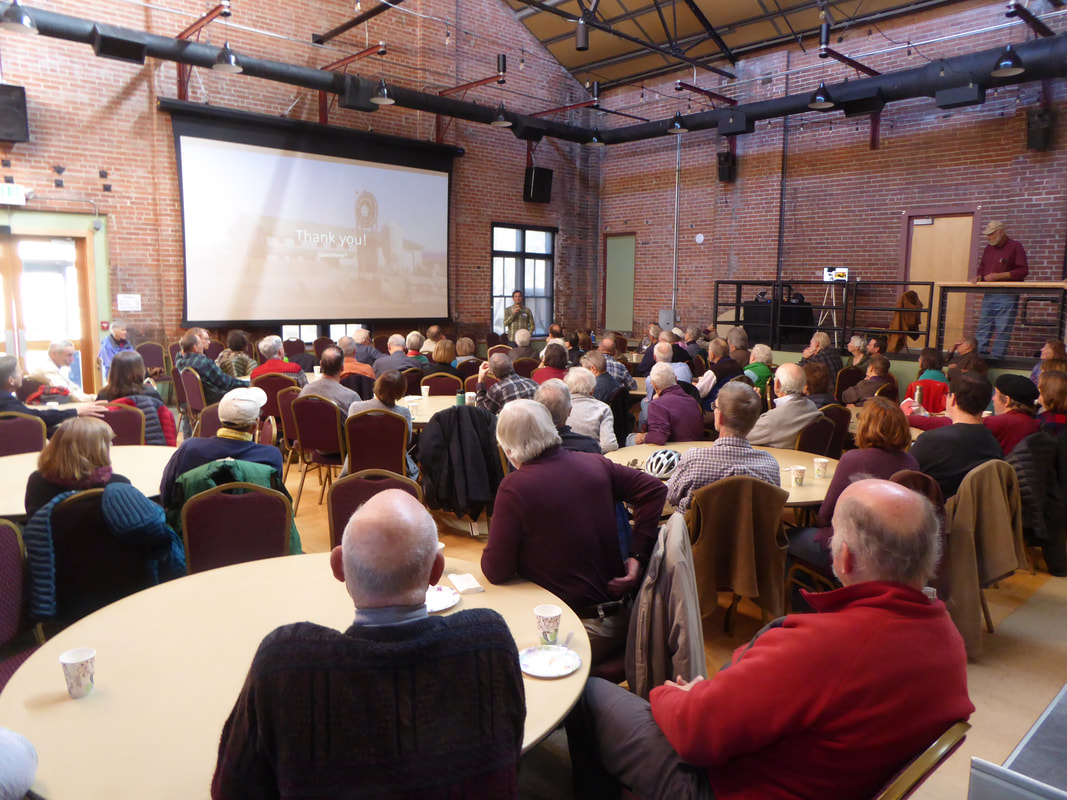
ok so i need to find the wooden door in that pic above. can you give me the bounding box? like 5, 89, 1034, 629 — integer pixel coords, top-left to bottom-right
907, 215, 973, 349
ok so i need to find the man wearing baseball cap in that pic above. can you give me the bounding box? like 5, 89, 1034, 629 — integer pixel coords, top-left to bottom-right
159, 386, 283, 506
987, 373, 1040, 456
976, 220, 1028, 360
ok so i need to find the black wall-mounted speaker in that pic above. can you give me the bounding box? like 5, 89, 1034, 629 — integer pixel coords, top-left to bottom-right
0, 85, 29, 143
1026, 108, 1054, 152
523, 166, 553, 203
717, 151, 737, 183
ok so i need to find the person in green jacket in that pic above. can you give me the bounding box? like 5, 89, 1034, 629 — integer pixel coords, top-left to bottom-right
503, 290, 534, 340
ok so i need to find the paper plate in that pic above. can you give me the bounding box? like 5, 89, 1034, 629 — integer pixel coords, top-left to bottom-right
519, 645, 582, 679
425, 585, 461, 613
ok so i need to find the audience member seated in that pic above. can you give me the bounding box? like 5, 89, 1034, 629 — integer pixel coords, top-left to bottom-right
299, 346, 361, 408
638, 323, 660, 353
742, 343, 774, 391
534, 379, 600, 454
787, 397, 919, 574
566, 478, 973, 800
454, 337, 478, 367
1038, 370, 1067, 434
802, 362, 836, 409
422, 339, 462, 379
30, 339, 94, 402
405, 331, 429, 365
563, 368, 617, 453
507, 328, 538, 362
748, 363, 821, 449
629, 362, 704, 446
842, 355, 894, 406
666, 382, 780, 514
866, 334, 889, 359
726, 326, 750, 366
636, 331, 690, 377
97, 320, 134, 380
0, 728, 37, 800
482, 400, 666, 664
798, 331, 843, 377
476, 353, 538, 414
160, 387, 283, 507
212, 490, 525, 799
251, 335, 307, 385
372, 334, 424, 376
535, 342, 570, 385
985, 374, 1040, 456
347, 371, 417, 479
541, 323, 565, 354
0, 355, 103, 435
175, 330, 245, 405
24, 417, 132, 519
215, 330, 256, 379
95, 351, 176, 446
1031, 338, 1067, 385
846, 334, 868, 370
597, 336, 638, 391
945, 334, 978, 372
352, 328, 382, 365
336, 336, 375, 381
909, 372, 1002, 498
704, 338, 740, 403
916, 346, 948, 383
420, 324, 446, 355
565, 331, 585, 367
580, 350, 621, 404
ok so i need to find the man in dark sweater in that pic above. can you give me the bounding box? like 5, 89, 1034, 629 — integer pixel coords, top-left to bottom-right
212, 490, 526, 799
909, 372, 1003, 498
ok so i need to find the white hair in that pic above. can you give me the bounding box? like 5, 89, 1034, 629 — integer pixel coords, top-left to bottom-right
354, 329, 371, 344
406, 331, 424, 351
750, 343, 773, 365
258, 335, 282, 359
496, 399, 561, 466
650, 362, 677, 389
849, 334, 866, 351
534, 379, 571, 426
811, 331, 830, 349
775, 363, 806, 395
388, 334, 406, 350
653, 341, 673, 362
726, 326, 748, 349
337, 336, 355, 356
515, 328, 531, 346
48, 339, 74, 354
564, 367, 596, 397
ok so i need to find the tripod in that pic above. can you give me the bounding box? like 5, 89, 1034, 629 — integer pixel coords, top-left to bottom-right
818, 282, 839, 347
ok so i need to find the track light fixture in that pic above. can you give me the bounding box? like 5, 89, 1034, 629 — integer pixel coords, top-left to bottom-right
667, 112, 687, 134
990, 44, 1025, 78
576, 17, 589, 51
0, 0, 37, 34
370, 78, 395, 105
589, 128, 606, 146
213, 41, 243, 73
490, 103, 512, 128
807, 82, 835, 110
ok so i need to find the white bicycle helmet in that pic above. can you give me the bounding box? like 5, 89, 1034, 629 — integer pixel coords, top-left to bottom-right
644, 449, 681, 480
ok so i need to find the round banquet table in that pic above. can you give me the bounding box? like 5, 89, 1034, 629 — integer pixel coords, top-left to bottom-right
404, 393, 463, 426
847, 405, 924, 443
604, 442, 837, 507
0, 554, 590, 799
0, 444, 176, 519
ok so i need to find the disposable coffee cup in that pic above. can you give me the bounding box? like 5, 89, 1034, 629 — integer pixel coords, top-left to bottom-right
59, 647, 96, 699
313, 366, 321, 375
421, 386, 430, 399
791, 466, 806, 487
406, 397, 419, 413
813, 458, 829, 479
465, 391, 476, 406
534, 603, 562, 646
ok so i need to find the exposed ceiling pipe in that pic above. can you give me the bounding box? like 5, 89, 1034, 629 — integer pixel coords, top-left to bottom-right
7, 3, 1067, 148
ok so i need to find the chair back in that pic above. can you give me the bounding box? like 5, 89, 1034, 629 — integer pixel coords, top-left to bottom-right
795, 415, 835, 456
906, 379, 950, 413
312, 336, 335, 359
401, 367, 423, 397
608, 384, 632, 445
136, 341, 169, 373
203, 340, 225, 361
834, 366, 865, 403
14, 377, 42, 403
890, 469, 948, 599
277, 386, 301, 447
0, 412, 47, 456
487, 343, 511, 357
251, 373, 300, 421
194, 403, 222, 439
373, 334, 389, 354
0, 519, 28, 645
456, 358, 482, 380
181, 482, 291, 573
485, 332, 500, 347
465, 373, 498, 393
875, 379, 899, 403
282, 338, 306, 360
171, 366, 187, 410
345, 410, 409, 475
512, 358, 539, 378
819, 404, 851, 459
871, 721, 970, 800
340, 372, 375, 401
258, 415, 277, 446
52, 489, 154, 622
327, 469, 423, 548
691, 353, 707, 377
168, 341, 181, 369
180, 368, 207, 417
292, 395, 346, 459
421, 372, 463, 396
102, 404, 146, 445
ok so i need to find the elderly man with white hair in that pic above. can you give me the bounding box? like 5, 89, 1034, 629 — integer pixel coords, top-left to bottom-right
799, 331, 843, 377
30, 339, 94, 401
250, 334, 307, 385
372, 333, 424, 376
476, 353, 538, 414
534, 378, 600, 454
508, 328, 539, 361
747, 362, 821, 448
597, 336, 638, 391
351, 328, 382, 365
336, 335, 374, 380
564, 367, 617, 453
213, 490, 526, 798
405, 331, 429, 365
742, 343, 774, 391
482, 400, 667, 665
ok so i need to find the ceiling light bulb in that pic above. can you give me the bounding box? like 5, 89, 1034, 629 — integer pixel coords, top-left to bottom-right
490, 103, 512, 128
667, 111, 687, 134
589, 128, 606, 147
370, 78, 395, 105
990, 44, 1025, 78
807, 81, 835, 110
0, 0, 38, 35
213, 41, 243, 74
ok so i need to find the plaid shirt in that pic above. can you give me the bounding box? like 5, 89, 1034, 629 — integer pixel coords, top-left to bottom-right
665, 436, 782, 513
175, 351, 243, 405
604, 354, 637, 390
477, 373, 539, 414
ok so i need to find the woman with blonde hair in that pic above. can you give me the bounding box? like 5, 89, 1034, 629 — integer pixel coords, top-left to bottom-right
24, 417, 131, 518
422, 339, 461, 379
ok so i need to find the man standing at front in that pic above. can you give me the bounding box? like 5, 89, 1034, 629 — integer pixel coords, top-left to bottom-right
566, 479, 973, 800
976, 219, 1028, 360
503, 290, 534, 341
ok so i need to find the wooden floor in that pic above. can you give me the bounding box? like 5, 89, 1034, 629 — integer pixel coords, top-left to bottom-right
284, 464, 1067, 799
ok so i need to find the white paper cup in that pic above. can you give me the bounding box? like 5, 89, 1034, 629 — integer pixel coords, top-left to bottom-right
465, 391, 476, 406
791, 466, 806, 487
406, 397, 419, 412
534, 603, 562, 646
420, 386, 430, 399
313, 365, 321, 375
59, 647, 96, 699
813, 458, 829, 479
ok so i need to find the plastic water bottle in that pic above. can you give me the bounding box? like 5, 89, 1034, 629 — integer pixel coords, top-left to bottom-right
914, 384, 923, 410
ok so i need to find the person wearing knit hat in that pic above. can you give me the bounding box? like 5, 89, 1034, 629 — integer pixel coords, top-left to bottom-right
0, 728, 36, 800
986, 373, 1040, 456
975, 220, 1029, 360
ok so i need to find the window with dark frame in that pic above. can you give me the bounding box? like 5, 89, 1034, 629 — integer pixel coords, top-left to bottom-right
491, 225, 554, 338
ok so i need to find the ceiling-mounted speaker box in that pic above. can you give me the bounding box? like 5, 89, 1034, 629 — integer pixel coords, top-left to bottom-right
0, 86, 29, 143
339, 76, 379, 113
523, 166, 552, 203
934, 84, 986, 110
90, 24, 147, 64
1026, 108, 1054, 152
717, 151, 736, 183
718, 111, 754, 136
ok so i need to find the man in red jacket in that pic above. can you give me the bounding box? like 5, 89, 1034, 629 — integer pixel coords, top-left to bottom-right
566, 478, 973, 800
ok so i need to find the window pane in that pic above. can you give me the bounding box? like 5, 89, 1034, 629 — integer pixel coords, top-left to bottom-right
299, 325, 317, 342
492, 297, 508, 333
22, 271, 69, 341
526, 230, 551, 254
281, 325, 302, 341
492, 257, 504, 293
502, 258, 518, 295
493, 227, 521, 252
329, 324, 347, 341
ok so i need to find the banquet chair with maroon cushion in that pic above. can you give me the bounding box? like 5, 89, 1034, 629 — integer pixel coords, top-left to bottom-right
312, 336, 335, 359
251, 373, 300, 425
0, 412, 47, 456
373, 334, 388, 354
457, 359, 482, 380
819, 404, 851, 460
136, 341, 172, 402
485, 332, 500, 348
277, 386, 301, 481
875, 380, 900, 403
168, 341, 181, 370
465, 373, 498, 393
180, 368, 207, 432
327, 469, 423, 548
258, 416, 276, 447
512, 358, 539, 379
795, 415, 835, 457
834, 366, 865, 404
194, 403, 222, 439
401, 368, 423, 397
421, 372, 463, 397
0, 519, 42, 692
203, 339, 225, 361
181, 483, 290, 573
282, 338, 306, 360
487, 344, 511, 357
171, 364, 187, 419
291, 395, 347, 514
890, 469, 948, 600
345, 410, 409, 477
101, 404, 146, 446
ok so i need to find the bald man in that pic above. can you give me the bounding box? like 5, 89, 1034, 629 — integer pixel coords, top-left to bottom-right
747, 362, 822, 448
568, 479, 973, 800
212, 491, 526, 798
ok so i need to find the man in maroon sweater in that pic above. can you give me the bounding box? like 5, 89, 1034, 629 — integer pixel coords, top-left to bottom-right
629, 362, 704, 445
566, 479, 973, 800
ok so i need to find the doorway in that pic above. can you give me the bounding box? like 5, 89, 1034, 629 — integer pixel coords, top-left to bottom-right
604, 234, 635, 333
905, 213, 975, 349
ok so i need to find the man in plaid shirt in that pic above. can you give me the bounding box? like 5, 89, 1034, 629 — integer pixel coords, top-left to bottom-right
598, 337, 638, 391
666, 382, 781, 513
476, 353, 538, 414
175, 329, 244, 405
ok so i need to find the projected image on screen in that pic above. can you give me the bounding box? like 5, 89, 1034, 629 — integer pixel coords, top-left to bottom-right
178, 136, 449, 322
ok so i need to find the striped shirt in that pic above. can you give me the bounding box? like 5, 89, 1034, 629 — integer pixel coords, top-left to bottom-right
665, 436, 782, 513
604, 354, 638, 390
